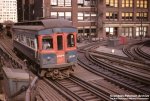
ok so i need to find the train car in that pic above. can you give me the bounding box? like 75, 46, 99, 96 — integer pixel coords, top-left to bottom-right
12, 19, 77, 79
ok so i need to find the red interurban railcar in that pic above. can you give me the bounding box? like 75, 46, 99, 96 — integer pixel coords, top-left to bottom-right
13, 19, 77, 79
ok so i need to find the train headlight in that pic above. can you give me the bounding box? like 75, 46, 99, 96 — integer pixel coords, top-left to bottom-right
69, 55, 75, 58
47, 56, 51, 61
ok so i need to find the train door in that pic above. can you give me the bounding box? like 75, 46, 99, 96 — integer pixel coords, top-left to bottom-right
56, 34, 65, 64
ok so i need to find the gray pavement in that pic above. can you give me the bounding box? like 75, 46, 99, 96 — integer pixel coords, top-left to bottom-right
95, 46, 127, 57
77, 38, 150, 57
77, 40, 127, 57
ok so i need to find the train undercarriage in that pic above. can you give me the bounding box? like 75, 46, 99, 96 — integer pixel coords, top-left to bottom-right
14, 47, 75, 79
28, 64, 75, 79
39, 66, 74, 79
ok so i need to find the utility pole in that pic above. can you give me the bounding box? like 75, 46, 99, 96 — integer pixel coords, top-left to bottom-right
29, 0, 31, 20
97, 0, 104, 41
22, 0, 25, 21
96, 0, 100, 41
140, 12, 143, 40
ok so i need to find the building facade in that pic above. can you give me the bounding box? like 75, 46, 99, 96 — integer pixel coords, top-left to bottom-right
99, 0, 150, 38
17, 0, 150, 39
0, 0, 17, 23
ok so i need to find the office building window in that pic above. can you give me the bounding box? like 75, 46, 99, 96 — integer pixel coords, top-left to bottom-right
78, 29, 83, 34
84, 0, 90, 6
122, 0, 133, 7
78, 12, 84, 21
84, 12, 90, 21
106, 0, 118, 7
136, 12, 148, 21
122, 12, 133, 21
58, 12, 64, 19
106, 27, 118, 37
51, 0, 71, 7
51, 12, 71, 20
77, 0, 96, 7
58, 0, 64, 6
91, 12, 96, 21
65, 0, 71, 6
91, 28, 96, 33
65, 12, 71, 20
121, 27, 133, 37
78, 12, 96, 21
91, 0, 96, 6
51, 12, 57, 18
106, 12, 118, 21
136, 27, 147, 37
51, 0, 57, 6
137, 0, 147, 8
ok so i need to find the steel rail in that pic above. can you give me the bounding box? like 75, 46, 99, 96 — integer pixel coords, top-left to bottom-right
78, 43, 150, 95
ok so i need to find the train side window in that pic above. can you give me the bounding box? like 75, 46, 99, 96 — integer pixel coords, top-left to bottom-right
14, 34, 19, 41
20, 35, 26, 44
31, 39, 35, 49
20, 35, 23, 42
18, 35, 21, 42
42, 36, 53, 50
22, 35, 26, 44
26, 37, 30, 47
67, 34, 75, 47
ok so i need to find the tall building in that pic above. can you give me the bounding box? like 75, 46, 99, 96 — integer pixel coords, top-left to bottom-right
17, 0, 150, 38
100, 0, 150, 38
0, 0, 18, 23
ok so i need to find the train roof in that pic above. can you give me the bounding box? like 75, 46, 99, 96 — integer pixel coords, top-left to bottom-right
13, 19, 74, 31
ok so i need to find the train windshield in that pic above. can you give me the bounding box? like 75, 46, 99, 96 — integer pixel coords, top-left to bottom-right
67, 34, 75, 47
42, 36, 53, 50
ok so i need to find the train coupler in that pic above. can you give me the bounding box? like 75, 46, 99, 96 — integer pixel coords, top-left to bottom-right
45, 69, 63, 79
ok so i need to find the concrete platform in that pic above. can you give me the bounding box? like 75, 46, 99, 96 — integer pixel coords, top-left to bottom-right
96, 46, 127, 57
77, 41, 127, 57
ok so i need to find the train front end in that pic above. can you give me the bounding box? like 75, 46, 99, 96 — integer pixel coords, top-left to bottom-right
38, 28, 77, 79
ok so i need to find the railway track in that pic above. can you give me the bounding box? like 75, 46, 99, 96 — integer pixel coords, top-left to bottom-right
1, 35, 150, 101
78, 43, 150, 95
122, 40, 150, 63
90, 49, 150, 68
89, 51, 150, 75
134, 42, 150, 61
88, 52, 150, 93
44, 76, 110, 101
0, 37, 25, 69
35, 79, 69, 101
0, 35, 73, 101
0, 35, 111, 101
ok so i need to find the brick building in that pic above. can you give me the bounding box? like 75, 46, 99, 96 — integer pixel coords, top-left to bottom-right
17, 0, 150, 39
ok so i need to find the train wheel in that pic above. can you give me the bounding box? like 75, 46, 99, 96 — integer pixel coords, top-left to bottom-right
63, 67, 74, 78
53, 69, 64, 79
45, 69, 63, 79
